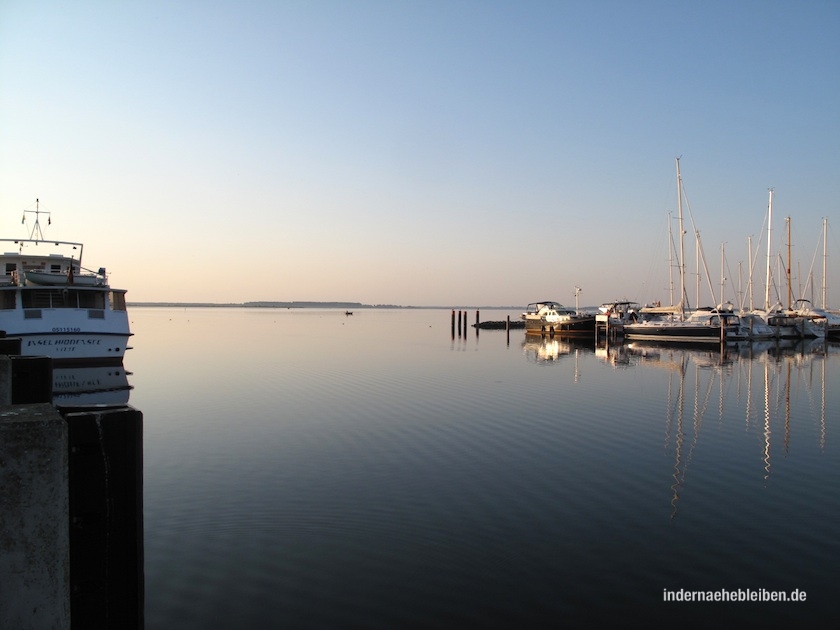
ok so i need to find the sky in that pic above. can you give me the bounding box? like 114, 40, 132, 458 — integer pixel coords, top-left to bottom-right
1, 0, 838, 307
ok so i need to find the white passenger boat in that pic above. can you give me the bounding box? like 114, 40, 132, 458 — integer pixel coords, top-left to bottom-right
0, 201, 131, 363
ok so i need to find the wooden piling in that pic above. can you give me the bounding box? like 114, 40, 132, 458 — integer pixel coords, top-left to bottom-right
65, 405, 144, 629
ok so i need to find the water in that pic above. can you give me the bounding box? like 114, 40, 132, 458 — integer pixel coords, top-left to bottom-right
112, 307, 838, 626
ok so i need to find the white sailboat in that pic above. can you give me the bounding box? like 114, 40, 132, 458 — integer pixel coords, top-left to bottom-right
753, 207, 825, 339
624, 159, 740, 344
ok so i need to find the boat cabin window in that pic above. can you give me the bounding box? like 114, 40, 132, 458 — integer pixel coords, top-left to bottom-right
1, 290, 15, 310
78, 291, 106, 309
20, 288, 106, 309
111, 291, 127, 311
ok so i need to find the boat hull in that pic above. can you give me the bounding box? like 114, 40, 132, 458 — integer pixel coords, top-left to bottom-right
13, 332, 130, 363
766, 315, 825, 339
523, 316, 595, 335
0, 293, 131, 363
623, 323, 728, 343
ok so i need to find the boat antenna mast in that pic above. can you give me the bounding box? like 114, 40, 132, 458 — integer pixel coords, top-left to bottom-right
22, 198, 51, 241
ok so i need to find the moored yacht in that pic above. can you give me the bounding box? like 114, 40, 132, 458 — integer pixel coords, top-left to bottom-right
595, 300, 642, 337
753, 302, 826, 339
624, 306, 741, 343
521, 300, 595, 335
790, 299, 834, 338
736, 312, 777, 340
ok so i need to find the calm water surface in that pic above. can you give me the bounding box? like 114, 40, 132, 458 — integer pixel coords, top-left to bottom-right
118, 307, 839, 627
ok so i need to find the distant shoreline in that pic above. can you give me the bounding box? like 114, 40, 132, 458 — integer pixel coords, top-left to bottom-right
126, 302, 525, 310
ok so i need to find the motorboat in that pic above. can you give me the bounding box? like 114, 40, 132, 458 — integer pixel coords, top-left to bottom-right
595, 300, 642, 336
753, 302, 826, 339
790, 299, 835, 338
736, 312, 777, 340
0, 200, 132, 363
521, 300, 595, 335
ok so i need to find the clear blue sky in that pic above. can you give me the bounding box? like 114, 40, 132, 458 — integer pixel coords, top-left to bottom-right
1, 0, 838, 307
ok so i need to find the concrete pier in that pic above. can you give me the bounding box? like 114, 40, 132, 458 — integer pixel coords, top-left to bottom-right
0, 403, 71, 629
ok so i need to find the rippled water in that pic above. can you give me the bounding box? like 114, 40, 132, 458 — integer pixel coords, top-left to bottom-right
117, 307, 839, 626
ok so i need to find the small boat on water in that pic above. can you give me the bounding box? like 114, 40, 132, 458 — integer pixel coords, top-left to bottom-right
790, 299, 834, 338
736, 312, 777, 340
751, 302, 826, 339
596, 300, 642, 336
521, 300, 595, 335
808, 308, 840, 338
0, 200, 132, 363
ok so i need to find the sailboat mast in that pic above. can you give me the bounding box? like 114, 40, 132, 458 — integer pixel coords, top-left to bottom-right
764, 189, 773, 310
786, 217, 792, 309
676, 157, 686, 317
695, 233, 701, 309
747, 235, 754, 311
668, 211, 675, 307
822, 217, 828, 309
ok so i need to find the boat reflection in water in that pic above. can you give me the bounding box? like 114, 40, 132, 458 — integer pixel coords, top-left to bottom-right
52, 362, 132, 408
522, 334, 594, 364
